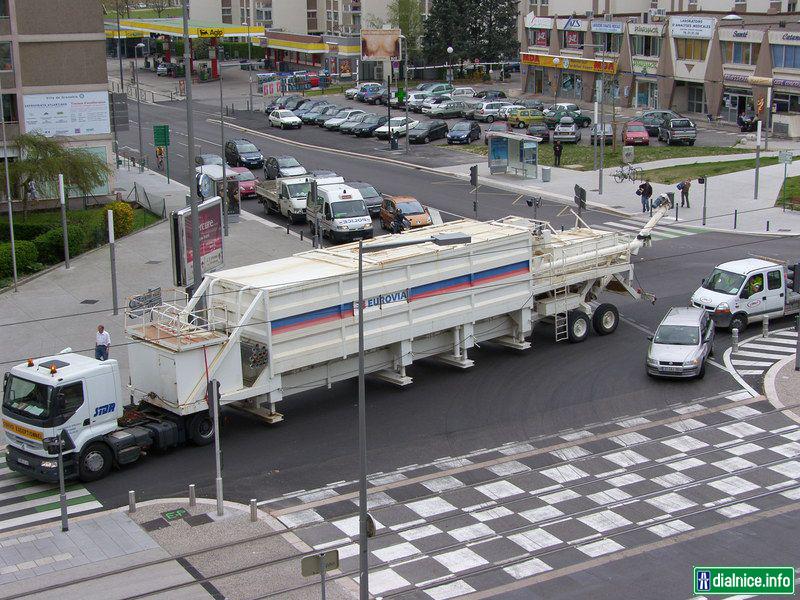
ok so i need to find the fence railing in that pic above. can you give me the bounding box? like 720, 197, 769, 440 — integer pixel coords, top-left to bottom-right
128, 182, 167, 219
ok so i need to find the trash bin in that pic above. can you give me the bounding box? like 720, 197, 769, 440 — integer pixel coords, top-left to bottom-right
541, 166, 551, 182
390, 136, 399, 150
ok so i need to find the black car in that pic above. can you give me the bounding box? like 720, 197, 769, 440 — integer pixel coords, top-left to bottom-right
408, 120, 449, 144
195, 153, 224, 166
284, 97, 310, 111
294, 100, 329, 117
339, 112, 372, 134
526, 123, 550, 142
348, 181, 383, 215
352, 114, 389, 137
640, 110, 680, 136
301, 104, 334, 124
313, 105, 342, 125
483, 122, 507, 144
474, 89, 507, 100
225, 139, 264, 169
365, 88, 388, 105
446, 120, 481, 144
264, 155, 307, 180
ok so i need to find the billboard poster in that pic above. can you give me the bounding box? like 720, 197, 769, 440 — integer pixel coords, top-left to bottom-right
670, 16, 715, 39
361, 29, 401, 61
23, 91, 111, 137
565, 30, 581, 48
535, 30, 549, 46
171, 197, 224, 287
488, 137, 509, 174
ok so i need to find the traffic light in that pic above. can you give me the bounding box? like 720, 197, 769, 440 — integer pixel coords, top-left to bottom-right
786, 263, 796, 292
470, 165, 478, 187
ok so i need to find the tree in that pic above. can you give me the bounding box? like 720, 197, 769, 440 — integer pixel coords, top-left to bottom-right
387, 0, 425, 60
146, 0, 171, 17
423, 0, 476, 64
0, 134, 112, 218
476, 0, 520, 63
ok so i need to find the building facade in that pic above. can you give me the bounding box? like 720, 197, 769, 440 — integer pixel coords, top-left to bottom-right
520, 10, 800, 135
1, 0, 113, 195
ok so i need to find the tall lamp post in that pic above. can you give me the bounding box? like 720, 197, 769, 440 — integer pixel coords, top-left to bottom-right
135, 42, 145, 172
356, 232, 472, 600
243, 21, 253, 111
401, 34, 410, 154
446, 46, 453, 84
0, 77, 17, 291
218, 44, 228, 236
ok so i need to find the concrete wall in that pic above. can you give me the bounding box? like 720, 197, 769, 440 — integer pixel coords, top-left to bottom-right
14, 0, 103, 35
19, 41, 107, 86
271, 0, 309, 34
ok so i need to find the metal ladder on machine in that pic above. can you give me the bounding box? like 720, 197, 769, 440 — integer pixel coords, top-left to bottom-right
554, 284, 569, 342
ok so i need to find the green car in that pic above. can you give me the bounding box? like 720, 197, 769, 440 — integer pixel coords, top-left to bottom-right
545, 109, 591, 129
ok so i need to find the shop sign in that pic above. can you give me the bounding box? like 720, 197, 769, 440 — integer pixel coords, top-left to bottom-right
521, 52, 617, 74
724, 73, 750, 84
535, 30, 549, 46
591, 21, 623, 34
670, 16, 714, 39
630, 23, 662, 36
781, 33, 800, 42
719, 29, 760, 42
632, 57, 658, 73
557, 17, 586, 31
525, 14, 553, 29
774, 78, 800, 89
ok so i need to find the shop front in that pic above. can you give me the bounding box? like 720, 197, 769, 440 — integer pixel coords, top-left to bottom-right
522, 14, 553, 95
721, 74, 754, 122
635, 80, 658, 109
520, 52, 616, 102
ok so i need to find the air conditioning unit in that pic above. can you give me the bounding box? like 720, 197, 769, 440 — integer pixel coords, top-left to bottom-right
585, 10, 594, 17
649, 7, 666, 20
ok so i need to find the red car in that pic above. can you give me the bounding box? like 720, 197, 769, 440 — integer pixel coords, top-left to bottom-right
229, 167, 258, 198
622, 121, 650, 145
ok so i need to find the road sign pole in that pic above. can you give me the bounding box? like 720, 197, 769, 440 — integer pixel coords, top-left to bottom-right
57, 438, 68, 532
754, 120, 761, 200
166, 145, 170, 184
783, 162, 788, 211
58, 174, 70, 270
108, 210, 118, 316
702, 177, 707, 226
320, 554, 327, 600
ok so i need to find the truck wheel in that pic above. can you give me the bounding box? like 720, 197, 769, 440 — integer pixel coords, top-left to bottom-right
78, 443, 112, 482
592, 303, 619, 335
188, 412, 214, 446
730, 313, 748, 333
568, 311, 590, 343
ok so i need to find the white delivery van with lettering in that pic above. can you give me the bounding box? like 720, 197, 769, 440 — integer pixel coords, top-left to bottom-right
306, 183, 374, 244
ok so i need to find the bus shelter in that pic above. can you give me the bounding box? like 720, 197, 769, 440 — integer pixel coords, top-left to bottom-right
487, 132, 540, 180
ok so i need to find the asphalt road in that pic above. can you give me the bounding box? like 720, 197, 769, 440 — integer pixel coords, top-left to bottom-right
105, 98, 800, 511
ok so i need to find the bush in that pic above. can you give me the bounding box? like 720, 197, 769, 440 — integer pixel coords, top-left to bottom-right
0, 221, 52, 242
33, 225, 89, 264
106, 201, 135, 238
0, 240, 38, 277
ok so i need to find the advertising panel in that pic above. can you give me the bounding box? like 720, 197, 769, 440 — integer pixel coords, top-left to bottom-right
591, 21, 624, 34
524, 14, 553, 29
171, 197, 224, 287
360, 29, 401, 60
521, 53, 617, 74
535, 30, 549, 46
488, 137, 509, 174
23, 91, 110, 137
670, 16, 715, 39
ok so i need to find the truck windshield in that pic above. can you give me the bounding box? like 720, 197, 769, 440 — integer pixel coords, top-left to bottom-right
3, 375, 53, 420
332, 200, 367, 218
702, 269, 746, 294
653, 325, 700, 346
287, 182, 311, 198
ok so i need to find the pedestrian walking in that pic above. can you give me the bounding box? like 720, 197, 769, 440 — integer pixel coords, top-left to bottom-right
156, 146, 165, 171
637, 180, 653, 213
553, 141, 563, 167
678, 178, 691, 208
95, 325, 111, 361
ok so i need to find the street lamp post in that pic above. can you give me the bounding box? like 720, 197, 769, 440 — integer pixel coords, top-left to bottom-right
219, 45, 228, 237
402, 34, 410, 154
446, 46, 453, 85
243, 21, 253, 111
135, 42, 145, 172
356, 232, 472, 600
0, 76, 17, 291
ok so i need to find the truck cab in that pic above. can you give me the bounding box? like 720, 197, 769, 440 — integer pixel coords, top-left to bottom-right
306, 183, 373, 243
691, 258, 800, 330
3, 355, 122, 482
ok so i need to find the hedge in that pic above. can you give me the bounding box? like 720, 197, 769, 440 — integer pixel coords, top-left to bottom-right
0, 221, 51, 242
33, 225, 89, 264
0, 240, 38, 278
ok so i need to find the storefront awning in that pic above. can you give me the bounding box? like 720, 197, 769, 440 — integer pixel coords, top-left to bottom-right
106, 18, 255, 39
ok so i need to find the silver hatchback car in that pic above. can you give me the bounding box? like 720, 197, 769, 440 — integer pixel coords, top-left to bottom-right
646, 307, 714, 379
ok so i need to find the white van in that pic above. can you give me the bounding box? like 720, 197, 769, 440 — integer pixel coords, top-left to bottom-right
307, 183, 373, 243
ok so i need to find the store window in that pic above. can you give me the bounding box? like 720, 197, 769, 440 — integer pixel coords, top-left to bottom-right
630, 35, 661, 57
721, 42, 759, 65
773, 92, 800, 113
687, 83, 706, 114
527, 29, 549, 47
675, 38, 709, 61
772, 45, 800, 69
560, 73, 582, 98
562, 30, 584, 49
0, 42, 10, 71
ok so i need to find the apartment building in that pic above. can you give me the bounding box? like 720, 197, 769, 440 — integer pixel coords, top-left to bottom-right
1, 0, 113, 194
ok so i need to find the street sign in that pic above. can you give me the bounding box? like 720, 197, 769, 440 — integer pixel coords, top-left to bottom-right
622, 145, 634, 164
153, 124, 170, 147
779, 150, 793, 164
301, 550, 340, 577
574, 184, 586, 210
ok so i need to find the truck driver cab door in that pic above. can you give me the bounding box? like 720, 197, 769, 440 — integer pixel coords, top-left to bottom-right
739, 272, 766, 316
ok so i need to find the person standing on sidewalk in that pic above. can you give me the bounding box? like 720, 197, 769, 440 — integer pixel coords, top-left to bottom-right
637, 180, 653, 213
679, 178, 691, 208
95, 325, 111, 361
553, 141, 563, 167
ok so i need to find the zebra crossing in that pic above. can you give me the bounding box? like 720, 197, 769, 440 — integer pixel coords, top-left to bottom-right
0, 456, 101, 534
730, 328, 798, 378
593, 217, 705, 241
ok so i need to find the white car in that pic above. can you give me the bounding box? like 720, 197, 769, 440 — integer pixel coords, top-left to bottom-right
544, 102, 580, 116
553, 116, 581, 143
451, 87, 476, 99
269, 110, 302, 129
344, 87, 360, 99
421, 95, 451, 114
374, 117, 419, 139
407, 91, 431, 112
498, 104, 525, 120
323, 108, 365, 130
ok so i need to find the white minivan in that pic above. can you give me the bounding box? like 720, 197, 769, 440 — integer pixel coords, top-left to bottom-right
307, 183, 374, 244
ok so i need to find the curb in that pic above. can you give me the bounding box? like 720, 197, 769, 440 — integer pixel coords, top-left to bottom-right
763, 353, 800, 425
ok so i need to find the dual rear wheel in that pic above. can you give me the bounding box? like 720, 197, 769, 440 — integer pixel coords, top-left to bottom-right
567, 303, 619, 343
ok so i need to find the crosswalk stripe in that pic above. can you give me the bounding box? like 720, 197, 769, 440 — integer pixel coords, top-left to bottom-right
603, 221, 676, 240
619, 219, 683, 238
0, 501, 102, 533
772, 331, 798, 339
0, 488, 94, 516
760, 337, 799, 346
733, 350, 792, 360
740, 343, 796, 354
737, 369, 765, 375
731, 360, 775, 367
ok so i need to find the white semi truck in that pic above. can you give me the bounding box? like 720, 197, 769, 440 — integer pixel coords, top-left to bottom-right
2, 206, 670, 483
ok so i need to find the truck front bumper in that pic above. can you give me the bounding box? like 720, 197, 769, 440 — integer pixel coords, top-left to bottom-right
5, 445, 77, 482
331, 229, 374, 243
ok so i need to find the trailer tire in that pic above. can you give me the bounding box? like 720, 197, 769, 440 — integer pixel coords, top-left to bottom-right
592, 303, 619, 335
188, 412, 214, 446
568, 311, 590, 343
78, 442, 112, 482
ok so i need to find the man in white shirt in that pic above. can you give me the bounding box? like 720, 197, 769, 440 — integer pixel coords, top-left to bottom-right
95, 325, 111, 361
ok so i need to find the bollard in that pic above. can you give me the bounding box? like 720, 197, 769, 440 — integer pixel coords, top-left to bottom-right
287, 223, 290, 234
734, 209, 738, 229
300, 230, 304, 241
762, 317, 769, 338
250, 499, 258, 522
675, 202, 679, 222
766, 220, 770, 232
128, 490, 136, 514
189, 484, 196, 507
732, 328, 739, 353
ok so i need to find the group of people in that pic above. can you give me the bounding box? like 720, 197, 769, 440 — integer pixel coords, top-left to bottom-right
636, 178, 692, 212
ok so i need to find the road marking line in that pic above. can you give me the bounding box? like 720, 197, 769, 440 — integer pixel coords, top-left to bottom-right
737, 370, 766, 375
511, 195, 523, 205
731, 360, 775, 367
740, 343, 795, 354
0, 501, 102, 533
734, 350, 794, 360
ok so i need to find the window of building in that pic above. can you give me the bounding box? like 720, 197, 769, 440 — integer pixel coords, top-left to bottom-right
772, 44, 800, 69
0, 42, 10, 71
675, 38, 708, 61
255, 1, 272, 27
562, 30, 583, 49
631, 35, 661, 56
773, 92, 800, 113
540, 0, 548, 6
687, 83, 706, 113
2, 94, 16, 123
527, 29, 549, 47
789, 0, 797, 10
0, 0, 7, 18
598, 34, 622, 53
721, 41, 759, 65
222, 7, 232, 21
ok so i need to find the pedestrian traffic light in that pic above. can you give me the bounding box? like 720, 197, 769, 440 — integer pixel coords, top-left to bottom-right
470, 165, 478, 187
788, 262, 800, 293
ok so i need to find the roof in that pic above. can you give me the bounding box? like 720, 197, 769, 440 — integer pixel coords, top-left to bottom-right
13, 353, 113, 383
717, 258, 779, 274
663, 307, 705, 326
109, 18, 256, 38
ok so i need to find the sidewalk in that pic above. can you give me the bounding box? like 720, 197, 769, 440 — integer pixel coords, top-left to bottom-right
436, 153, 800, 234
765, 351, 800, 425
0, 499, 357, 599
